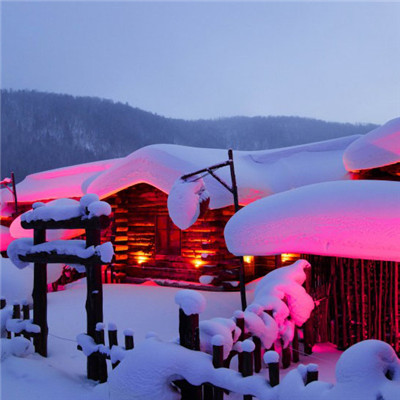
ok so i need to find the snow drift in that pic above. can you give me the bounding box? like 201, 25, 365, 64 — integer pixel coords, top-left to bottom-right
224, 180, 400, 262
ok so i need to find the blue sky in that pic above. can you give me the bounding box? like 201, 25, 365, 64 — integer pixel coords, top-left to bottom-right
2, 1, 399, 124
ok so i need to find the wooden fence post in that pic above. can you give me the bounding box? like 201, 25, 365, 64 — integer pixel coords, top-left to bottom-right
235, 311, 245, 373
253, 336, 262, 373
124, 329, 134, 350
95, 323, 108, 383
85, 226, 106, 381
108, 323, 119, 369
178, 308, 201, 400
306, 364, 319, 385
212, 335, 225, 400
12, 303, 21, 337
241, 340, 255, 400
264, 351, 279, 387
303, 264, 315, 354
33, 227, 48, 357
281, 339, 291, 369
292, 326, 299, 363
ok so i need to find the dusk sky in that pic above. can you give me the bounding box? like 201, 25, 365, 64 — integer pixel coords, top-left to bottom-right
2, 1, 400, 124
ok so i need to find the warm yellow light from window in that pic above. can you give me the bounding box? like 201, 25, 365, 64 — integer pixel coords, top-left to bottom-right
194, 259, 204, 268
281, 253, 299, 263
243, 256, 254, 264
137, 256, 148, 265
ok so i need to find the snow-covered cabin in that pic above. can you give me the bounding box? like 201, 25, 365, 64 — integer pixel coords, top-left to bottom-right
1, 134, 359, 289
225, 118, 400, 352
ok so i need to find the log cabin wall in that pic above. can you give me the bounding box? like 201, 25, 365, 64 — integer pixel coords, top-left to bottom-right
302, 254, 400, 353
104, 183, 268, 289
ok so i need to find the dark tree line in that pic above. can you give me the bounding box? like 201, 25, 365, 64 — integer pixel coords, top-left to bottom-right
1, 89, 377, 182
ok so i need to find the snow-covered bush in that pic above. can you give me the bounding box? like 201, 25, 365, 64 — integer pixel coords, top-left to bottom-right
198, 260, 314, 358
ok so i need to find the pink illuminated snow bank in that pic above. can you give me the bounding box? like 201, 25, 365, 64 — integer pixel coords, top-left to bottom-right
343, 117, 400, 172
224, 180, 400, 262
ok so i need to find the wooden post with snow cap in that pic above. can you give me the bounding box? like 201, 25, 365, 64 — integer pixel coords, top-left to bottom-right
124, 329, 134, 350
234, 310, 245, 373
241, 339, 255, 400
305, 364, 319, 385
175, 290, 205, 400
212, 335, 225, 400
33, 227, 48, 357
108, 322, 119, 369
94, 322, 108, 383
264, 350, 280, 387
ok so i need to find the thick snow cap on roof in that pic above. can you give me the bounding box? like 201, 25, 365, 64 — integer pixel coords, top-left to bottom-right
1, 136, 359, 219
343, 117, 400, 172
224, 180, 400, 262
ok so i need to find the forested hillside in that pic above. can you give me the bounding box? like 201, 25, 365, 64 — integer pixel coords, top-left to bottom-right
1, 90, 377, 182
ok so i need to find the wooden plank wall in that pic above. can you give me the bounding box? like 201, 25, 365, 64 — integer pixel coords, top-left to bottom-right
104, 183, 247, 286
302, 254, 399, 352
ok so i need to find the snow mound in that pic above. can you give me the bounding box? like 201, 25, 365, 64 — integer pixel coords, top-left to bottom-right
167, 178, 210, 230
225, 180, 400, 262
0, 337, 34, 361
344, 117, 400, 171
175, 289, 206, 315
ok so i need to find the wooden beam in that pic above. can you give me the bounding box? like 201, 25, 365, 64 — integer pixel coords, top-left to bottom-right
21, 215, 110, 230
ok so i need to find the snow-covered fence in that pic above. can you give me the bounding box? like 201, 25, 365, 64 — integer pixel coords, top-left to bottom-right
1, 298, 40, 341
107, 338, 400, 400
7, 194, 114, 382
77, 322, 135, 383
169, 262, 315, 398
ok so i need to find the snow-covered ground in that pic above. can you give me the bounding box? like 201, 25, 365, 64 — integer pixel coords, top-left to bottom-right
1, 280, 342, 400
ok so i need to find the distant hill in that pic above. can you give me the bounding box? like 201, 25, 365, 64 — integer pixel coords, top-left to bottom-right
1, 89, 377, 182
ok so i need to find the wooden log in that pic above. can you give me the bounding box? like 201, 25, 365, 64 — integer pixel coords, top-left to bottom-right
281, 339, 291, 369
22, 301, 30, 320
85, 227, 106, 382
241, 340, 254, 400
33, 228, 48, 357
253, 336, 262, 373
292, 326, 299, 363
21, 215, 110, 230
108, 324, 119, 369
124, 330, 134, 350
264, 351, 279, 387
12, 303, 20, 319
212, 341, 224, 400
178, 308, 201, 400
94, 324, 108, 383
236, 315, 245, 373
306, 365, 319, 385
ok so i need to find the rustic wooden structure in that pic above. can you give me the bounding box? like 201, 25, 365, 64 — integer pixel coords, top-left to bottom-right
19, 213, 112, 381
301, 254, 400, 354
104, 182, 276, 290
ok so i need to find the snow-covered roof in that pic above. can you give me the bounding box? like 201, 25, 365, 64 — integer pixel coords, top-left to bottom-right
1, 135, 359, 219
343, 117, 400, 172
224, 180, 400, 262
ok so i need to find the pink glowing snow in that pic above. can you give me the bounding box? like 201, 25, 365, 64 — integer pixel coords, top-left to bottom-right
224, 180, 400, 262
343, 117, 400, 171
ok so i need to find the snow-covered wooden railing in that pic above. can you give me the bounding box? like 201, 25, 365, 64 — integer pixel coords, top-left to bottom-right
7, 194, 114, 382
77, 322, 135, 382
1, 298, 40, 341
172, 261, 316, 399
